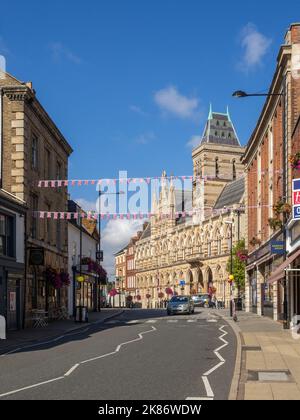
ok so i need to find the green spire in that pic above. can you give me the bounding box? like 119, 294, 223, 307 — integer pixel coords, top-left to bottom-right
208, 103, 213, 120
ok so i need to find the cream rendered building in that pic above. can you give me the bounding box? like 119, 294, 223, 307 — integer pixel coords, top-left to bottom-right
135, 108, 246, 308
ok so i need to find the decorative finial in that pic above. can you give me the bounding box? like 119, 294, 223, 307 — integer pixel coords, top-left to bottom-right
208, 103, 213, 120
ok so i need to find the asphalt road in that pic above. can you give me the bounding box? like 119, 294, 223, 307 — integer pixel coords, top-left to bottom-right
0, 309, 236, 400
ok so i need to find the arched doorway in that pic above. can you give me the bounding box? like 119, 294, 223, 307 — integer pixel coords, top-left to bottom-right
195, 268, 204, 293
205, 267, 213, 293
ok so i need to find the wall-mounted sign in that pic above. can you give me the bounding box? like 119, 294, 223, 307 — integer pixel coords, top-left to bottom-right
9, 292, 16, 312
179, 280, 185, 287
96, 251, 104, 262
293, 179, 300, 220
29, 248, 45, 266
270, 241, 285, 255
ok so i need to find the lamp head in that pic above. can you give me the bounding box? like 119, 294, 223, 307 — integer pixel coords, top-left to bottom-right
232, 90, 248, 98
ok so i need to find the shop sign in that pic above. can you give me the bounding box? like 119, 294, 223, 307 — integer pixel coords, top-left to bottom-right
270, 241, 285, 255
293, 179, 300, 220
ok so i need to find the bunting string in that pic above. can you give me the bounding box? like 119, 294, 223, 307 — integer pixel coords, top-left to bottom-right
34, 204, 279, 220
36, 169, 284, 188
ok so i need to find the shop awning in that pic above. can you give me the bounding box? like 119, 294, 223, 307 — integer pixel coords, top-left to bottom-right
268, 248, 300, 284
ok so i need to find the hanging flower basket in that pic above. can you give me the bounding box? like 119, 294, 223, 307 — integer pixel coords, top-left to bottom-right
236, 250, 248, 262
268, 217, 283, 230
146, 294, 151, 299
109, 288, 118, 297
249, 237, 262, 247
126, 295, 133, 302
158, 292, 164, 299
289, 152, 300, 170
165, 287, 173, 296
273, 200, 292, 217
136, 295, 141, 301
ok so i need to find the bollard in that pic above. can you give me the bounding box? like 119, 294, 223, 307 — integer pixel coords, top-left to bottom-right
0, 315, 6, 340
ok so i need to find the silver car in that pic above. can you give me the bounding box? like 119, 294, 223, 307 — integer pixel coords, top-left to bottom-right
167, 296, 195, 315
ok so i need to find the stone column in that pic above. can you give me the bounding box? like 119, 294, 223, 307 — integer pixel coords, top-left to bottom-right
256, 267, 264, 316
245, 271, 251, 313
273, 281, 279, 321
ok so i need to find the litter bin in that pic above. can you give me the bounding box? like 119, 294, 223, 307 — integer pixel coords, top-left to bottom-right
75, 306, 89, 323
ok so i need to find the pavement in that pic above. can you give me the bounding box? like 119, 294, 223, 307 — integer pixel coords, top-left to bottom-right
210, 308, 300, 400
0, 308, 237, 400
0, 309, 124, 355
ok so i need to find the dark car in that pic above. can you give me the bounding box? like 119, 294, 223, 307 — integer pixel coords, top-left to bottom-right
191, 294, 210, 308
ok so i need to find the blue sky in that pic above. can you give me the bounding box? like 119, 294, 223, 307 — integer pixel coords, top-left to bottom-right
1, 0, 299, 276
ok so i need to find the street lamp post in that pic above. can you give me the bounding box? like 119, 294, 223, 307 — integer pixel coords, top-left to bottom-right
233, 88, 289, 328
225, 220, 234, 318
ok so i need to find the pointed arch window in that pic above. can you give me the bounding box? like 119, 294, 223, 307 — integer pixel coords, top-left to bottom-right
233, 159, 236, 180
215, 157, 219, 178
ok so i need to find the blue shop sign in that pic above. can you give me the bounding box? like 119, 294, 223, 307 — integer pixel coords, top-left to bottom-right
270, 241, 285, 255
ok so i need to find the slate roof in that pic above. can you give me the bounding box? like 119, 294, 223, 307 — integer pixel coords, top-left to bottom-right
214, 177, 245, 210
139, 222, 151, 240
200, 107, 240, 147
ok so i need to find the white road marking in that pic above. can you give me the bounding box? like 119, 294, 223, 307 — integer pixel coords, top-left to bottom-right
145, 320, 157, 324
195, 325, 229, 400
126, 320, 140, 324
186, 397, 214, 400
64, 364, 80, 377
0, 326, 157, 398
187, 320, 197, 323
167, 320, 178, 323
202, 376, 215, 398
0, 377, 64, 398
206, 319, 217, 323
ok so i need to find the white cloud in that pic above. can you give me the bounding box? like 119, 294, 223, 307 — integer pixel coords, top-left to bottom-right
135, 131, 156, 145
130, 105, 148, 116
186, 135, 201, 149
154, 86, 200, 120
102, 219, 144, 279
239, 23, 272, 71
50, 42, 81, 64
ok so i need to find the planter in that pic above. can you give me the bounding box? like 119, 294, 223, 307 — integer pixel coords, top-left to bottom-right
289, 153, 300, 170
268, 217, 283, 230
249, 237, 262, 247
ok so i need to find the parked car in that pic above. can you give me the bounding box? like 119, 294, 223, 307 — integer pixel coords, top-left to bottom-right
191, 294, 210, 308
167, 296, 195, 315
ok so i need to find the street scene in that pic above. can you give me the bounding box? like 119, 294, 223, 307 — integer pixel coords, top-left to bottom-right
1, 0, 300, 404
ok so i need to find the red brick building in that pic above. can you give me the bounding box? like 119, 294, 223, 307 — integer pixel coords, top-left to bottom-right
243, 23, 300, 324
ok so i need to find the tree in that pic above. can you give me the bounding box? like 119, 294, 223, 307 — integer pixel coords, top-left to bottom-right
226, 239, 247, 290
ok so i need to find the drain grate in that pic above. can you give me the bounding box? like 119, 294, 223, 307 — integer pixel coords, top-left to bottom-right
248, 370, 294, 383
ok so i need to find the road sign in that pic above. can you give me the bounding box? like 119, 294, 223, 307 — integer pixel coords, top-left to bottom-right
179, 280, 185, 287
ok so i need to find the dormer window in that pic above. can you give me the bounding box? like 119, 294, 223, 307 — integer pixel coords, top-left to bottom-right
223, 122, 226, 127
228, 133, 231, 138
216, 121, 220, 126
221, 132, 225, 137
215, 131, 218, 136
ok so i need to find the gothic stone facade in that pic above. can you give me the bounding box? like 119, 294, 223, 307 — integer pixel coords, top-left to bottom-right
135, 109, 246, 308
